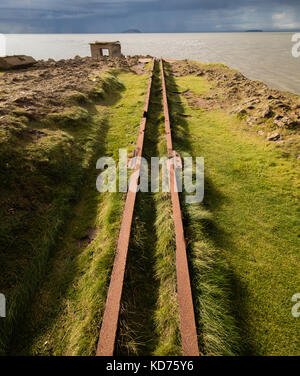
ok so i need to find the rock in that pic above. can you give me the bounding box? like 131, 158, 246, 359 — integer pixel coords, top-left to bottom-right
267, 132, 280, 141
228, 87, 238, 94
0, 55, 36, 69
233, 106, 247, 115
259, 105, 272, 118
245, 98, 260, 105
274, 114, 283, 120
266, 93, 281, 100
274, 115, 298, 128
247, 116, 258, 126
233, 72, 245, 81
274, 101, 290, 109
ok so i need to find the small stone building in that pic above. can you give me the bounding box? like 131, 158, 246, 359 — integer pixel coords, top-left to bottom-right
0, 55, 36, 69
90, 41, 122, 59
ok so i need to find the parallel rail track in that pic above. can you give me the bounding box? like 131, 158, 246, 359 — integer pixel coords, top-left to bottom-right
96, 58, 199, 356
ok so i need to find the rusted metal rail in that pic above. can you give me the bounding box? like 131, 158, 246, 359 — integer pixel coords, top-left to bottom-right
160, 58, 199, 356
96, 58, 199, 356
96, 59, 155, 356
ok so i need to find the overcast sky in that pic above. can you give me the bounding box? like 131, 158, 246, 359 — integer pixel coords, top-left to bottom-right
1, 0, 300, 33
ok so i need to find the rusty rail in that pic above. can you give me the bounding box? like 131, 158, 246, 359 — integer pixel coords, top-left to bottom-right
96, 59, 155, 356
160, 58, 199, 356
96, 58, 199, 356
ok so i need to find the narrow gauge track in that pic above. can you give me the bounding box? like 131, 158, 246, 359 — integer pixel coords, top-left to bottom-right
96, 58, 199, 356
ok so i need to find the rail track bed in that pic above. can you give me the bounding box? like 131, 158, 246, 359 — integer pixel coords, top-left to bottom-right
96, 59, 199, 356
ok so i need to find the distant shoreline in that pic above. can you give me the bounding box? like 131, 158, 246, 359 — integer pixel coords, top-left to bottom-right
2, 30, 300, 35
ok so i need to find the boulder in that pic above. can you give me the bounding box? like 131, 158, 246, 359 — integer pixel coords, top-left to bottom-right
0, 55, 36, 69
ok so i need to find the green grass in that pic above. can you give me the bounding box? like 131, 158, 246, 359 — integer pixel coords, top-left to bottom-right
115, 61, 182, 356
3, 70, 148, 355
152, 193, 182, 355
4, 61, 299, 357
164, 63, 241, 356
165, 67, 300, 356
176, 75, 213, 96
116, 62, 240, 357
0, 109, 103, 355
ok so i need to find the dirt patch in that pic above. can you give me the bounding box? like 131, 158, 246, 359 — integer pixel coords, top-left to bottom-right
183, 90, 217, 110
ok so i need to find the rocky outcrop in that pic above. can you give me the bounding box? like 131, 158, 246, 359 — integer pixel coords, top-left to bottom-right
171, 60, 300, 156
0, 55, 144, 126
171, 60, 300, 132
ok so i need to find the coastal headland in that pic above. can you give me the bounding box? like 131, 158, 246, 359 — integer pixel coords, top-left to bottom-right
0, 56, 299, 356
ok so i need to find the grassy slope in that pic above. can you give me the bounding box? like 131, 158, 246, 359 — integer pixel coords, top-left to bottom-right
169, 70, 300, 355
0, 73, 113, 354
8, 70, 148, 355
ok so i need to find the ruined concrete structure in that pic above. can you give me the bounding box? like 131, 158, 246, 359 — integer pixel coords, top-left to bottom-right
90, 41, 122, 59
0, 55, 36, 69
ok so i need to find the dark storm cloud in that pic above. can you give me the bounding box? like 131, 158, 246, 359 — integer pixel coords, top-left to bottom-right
0, 0, 300, 33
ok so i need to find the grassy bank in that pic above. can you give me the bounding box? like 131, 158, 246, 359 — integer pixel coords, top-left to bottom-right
165, 64, 300, 356
5, 70, 148, 355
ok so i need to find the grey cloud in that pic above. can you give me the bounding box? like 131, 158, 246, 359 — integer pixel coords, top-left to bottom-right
0, 0, 300, 33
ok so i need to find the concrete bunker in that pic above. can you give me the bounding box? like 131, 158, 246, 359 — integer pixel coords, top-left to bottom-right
0, 55, 36, 70
89, 41, 122, 59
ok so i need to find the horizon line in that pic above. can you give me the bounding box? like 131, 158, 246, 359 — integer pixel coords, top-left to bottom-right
1, 30, 300, 34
